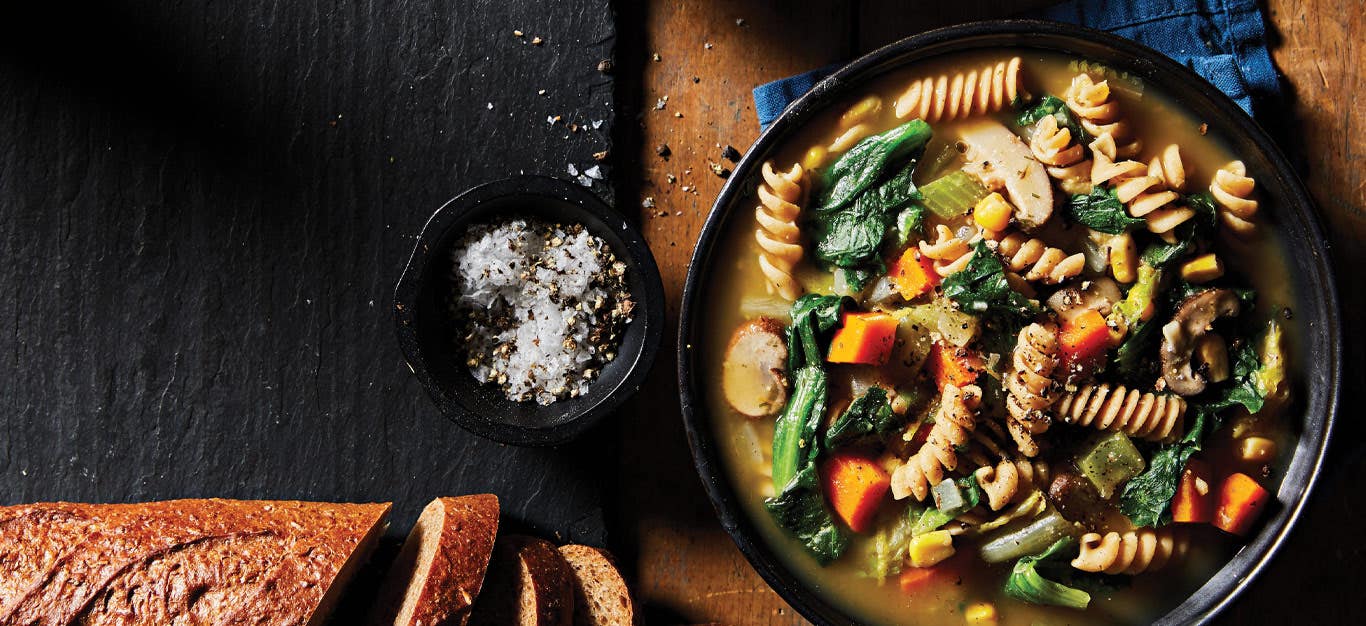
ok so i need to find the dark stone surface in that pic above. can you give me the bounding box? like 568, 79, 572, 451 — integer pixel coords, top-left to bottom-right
0, 0, 617, 609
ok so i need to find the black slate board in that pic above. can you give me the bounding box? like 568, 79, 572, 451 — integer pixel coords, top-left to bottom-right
0, 0, 617, 613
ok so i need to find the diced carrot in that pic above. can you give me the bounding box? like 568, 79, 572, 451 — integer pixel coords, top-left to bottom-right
888, 247, 941, 300
1171, 458, 1215, 524
827, 312, 900, 365
821, 451, 891, 533
898, 567, 937, 594
1214, 472, 1270, 536
926, 340, 983, 391
1060, 310, 1110, 373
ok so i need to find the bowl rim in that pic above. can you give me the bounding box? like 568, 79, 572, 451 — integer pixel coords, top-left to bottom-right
677, 18, 1341, 626
395, 174, 665, 447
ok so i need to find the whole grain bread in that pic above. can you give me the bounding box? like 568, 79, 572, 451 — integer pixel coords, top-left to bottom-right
372, 495, 500, 626
556, 545, 634, 626
0, 498, 390, 626
468, 535, 573, 626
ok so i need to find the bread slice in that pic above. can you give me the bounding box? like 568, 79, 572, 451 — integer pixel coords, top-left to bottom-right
372, 495, 500, 626
0, 498, 390, 626
468, 535, 574, 626
557, 545, 634, 626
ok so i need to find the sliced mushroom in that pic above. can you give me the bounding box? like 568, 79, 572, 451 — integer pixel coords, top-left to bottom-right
723, 317, 789, 418
1046, 278, 1123, 323
1160, 288, 1240, 396
957, 119, 1054, 230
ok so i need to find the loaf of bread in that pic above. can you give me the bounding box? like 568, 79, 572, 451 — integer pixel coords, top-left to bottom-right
468, 535, 574, 626
373, 495, 500, 626
557, 545, 634, 626
0, 498, 390, 626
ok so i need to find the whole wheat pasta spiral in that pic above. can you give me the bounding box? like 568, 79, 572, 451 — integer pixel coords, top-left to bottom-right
754, 162, 806, 300
1055, 383, 1186, 442
1029, 115, 1092, 194
1211, 160, 1259, 237
1004, 323, 1061, 458
1065, 72, 1142, 157
828, 95, 882, 153
1113, 144, 1197, 240
1088, 133, 1149, 187
1072, 527, 1188, 575
974, 458, 1052, 511
918, 224, 976, 277
894, 57, 1024, 123
891, 384, 982, 501
997, 233, 1086, 285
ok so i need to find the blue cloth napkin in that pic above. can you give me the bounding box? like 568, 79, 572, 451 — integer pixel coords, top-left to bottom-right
752, 0, 1280, 130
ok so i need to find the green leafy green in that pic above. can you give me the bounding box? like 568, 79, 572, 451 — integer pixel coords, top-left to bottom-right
1004, 538, 1092, 610
891, 204, 927, 248
1017, 95, 1089, 153
941, 240, 1041, 318
785, 294, 847, 372
817, 120, 933, 213
1067, 187, 1145, 234
826, 387, 902, 450
763, 463, 849, 565
770, 367, 828, 491
912, 476, 984, 535
813, 134, 927, 270
864, 505, 920, 581
1139, 192, 1218, 268
1114, 318, 1159, 383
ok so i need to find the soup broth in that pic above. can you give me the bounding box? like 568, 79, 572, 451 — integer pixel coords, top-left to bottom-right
704, 49, 1296, 625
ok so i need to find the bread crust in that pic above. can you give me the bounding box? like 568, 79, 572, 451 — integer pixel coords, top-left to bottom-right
469, 535, 573, 626
375, 495, 500, 626
0, 498, 390, 626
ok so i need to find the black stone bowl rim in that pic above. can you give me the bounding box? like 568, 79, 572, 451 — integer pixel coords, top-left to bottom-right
395, 174, 664, 447
677, 19, 1341, 626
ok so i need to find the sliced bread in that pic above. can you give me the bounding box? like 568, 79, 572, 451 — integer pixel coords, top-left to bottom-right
372, 495, 500, 626
0, 498, 390, 626
557, 545, 635, 626
468, 535, 574, 626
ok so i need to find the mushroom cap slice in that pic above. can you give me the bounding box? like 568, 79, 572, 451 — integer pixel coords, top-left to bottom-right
1046, 278, 1123, 323
1160, 288, 1241, 396
723, 317, 789, 418
957, 119, 1055, 231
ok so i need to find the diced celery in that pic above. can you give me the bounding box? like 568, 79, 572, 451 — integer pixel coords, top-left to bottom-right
932, 478, 969, 512
979, 509, 1075, 563
1077, 431, 1145, 499
918, 171, 989, 219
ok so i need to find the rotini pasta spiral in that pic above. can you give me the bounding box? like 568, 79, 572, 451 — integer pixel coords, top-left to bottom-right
1055, 383, 1186, 442
918, 224, 976, 277
829, 95, 882, 153
997, 233, 1086, 285
1210, 160, 1259, 238
1071, 527, 1188, 575
894, 57, 1024, 123
974, 458, 1052, 511
1029, 115, 1092, 195
1065, 72, 1142, 157
1087, 133, 1149, 187
1114, 144, 1197, 241
891, 383, 983, 501
1004, 323, 1061, 458
754, 161, 806, 300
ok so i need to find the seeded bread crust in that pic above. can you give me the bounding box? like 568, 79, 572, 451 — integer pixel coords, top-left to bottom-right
0, 498, 390, 626
556, 545, 634, 626
469, 535, 573, 626
373, 495, 500, 626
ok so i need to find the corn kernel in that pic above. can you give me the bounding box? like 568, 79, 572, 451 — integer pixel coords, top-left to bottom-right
973, 192, 1013, 233
965, 602, 998, 626
1196, 335, 1230, 383
1239, 436, 1277, 463
1109, 233, 1138, 283
908, 530, 955, 568
802, 145, 828, 171
1180, 253, 1225, 283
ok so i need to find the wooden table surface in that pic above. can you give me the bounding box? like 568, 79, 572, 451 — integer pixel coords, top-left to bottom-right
613, 1, 1366, 624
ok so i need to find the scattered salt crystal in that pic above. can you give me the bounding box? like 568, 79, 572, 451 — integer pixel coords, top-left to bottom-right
584, 165, 603, 180
591, 119, 604, 129
567, 163, 579, 176
576, 175, 593, 187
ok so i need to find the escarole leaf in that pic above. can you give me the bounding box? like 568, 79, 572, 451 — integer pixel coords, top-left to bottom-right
763, 463, 849, 565
1005, 538, 1092, 610
1067, 186, 1145, 234
813, 125, 931, 270
941, 240, 1042, 318
1017, 94, 1089, 151
817, 120, 933, 213
826, 387, 902, 450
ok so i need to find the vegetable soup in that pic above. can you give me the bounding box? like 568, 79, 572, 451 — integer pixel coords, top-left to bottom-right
705, 49, 1297, 625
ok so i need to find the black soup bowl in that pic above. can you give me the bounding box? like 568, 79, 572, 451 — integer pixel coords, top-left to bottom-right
678, 20, 1340, 626
396, 175, 665, 447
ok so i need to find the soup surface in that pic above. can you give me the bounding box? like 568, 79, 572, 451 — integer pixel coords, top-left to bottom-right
704, 49, 1296, 625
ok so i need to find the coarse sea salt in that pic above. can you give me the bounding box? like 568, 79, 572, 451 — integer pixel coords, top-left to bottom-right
449, 219, 631, 405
